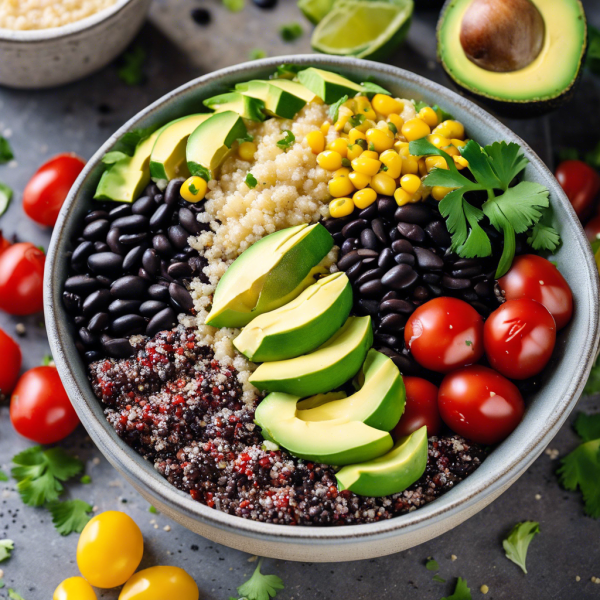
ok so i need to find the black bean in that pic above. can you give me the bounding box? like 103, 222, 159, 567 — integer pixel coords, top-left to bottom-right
425, 221, 452, 247
149, 204, 173, 230
138, 267, 153, 281
62, 291, 82, 312
397, 222, 426, 243
382, 264, 419, 290
96, 275, 112, 288
88, 312, 109, 333
179, 207, 202, 235
87, 252, 124, 276
94, 242, 109, 253
378, 248, 395, 270
471, 301, 492, 316
413, 286, 430, 301
358, 279, 384, 296
147, 284, 170, 302
65, 275, 100, 296
82, 289, 111, 316
380, 299, 415, 314
474, 281, 493, 298
112, 314, 147, 336
84, 350, 104, 363
388, 227, 401, 242
108, 299, 141, 316
413, 247, 444, 270
355, 268, 384, 286
172, 251, 193, 263
394, 204, 433, 225
357, 248, 378, 258
82, 219, 109, 241
160, 262, 176, 283
358, 203, 378, 220
84, 210, 109, 224
188, 256, 205, 276
146, 307, 177, 338
110, 275, 147, 299
108, 204, 132, 220
253, 0, 278, 9
322, 218, 342, 233
381, 291, 398, 302
168, 224, 190, 250
342, 219, 368, 238
145, 182, 160, 197
102, 336, 135, 358
332, 231, 344, 246
377, 197, 396, 218
168, 261, 193, 279
371, 219, 389, 245
119, 232, 148, 246
395, 253, 416, 266
142, 248, 161, 276
74, 316, 87, 327
360, 228, 379, 250
139, 300, 167, 317
391, 239, 413, 254
357, 299, 380, 315
374, 333, 399, 348
426, 284, 442, 296
391, 353, 421, 376
131, 196, 156, 216
451, 266, 482, 278
111, 214, 149, 233
337, 251, 362, 271
422, 273, 441, 284
380, 313, 406, 333
153, 234, 173, 257
453, 258, 480, 268
71, 241, 95, 272
461, 290, 478, 303
153, 193, 164, 205
79, 327, 97, 346
123, 245, 146, 272
106, 228, 126, 255
169, 283, 194, 312
442, 275, 471, 290
165, 178, 185, 205
341, 238, 360, 255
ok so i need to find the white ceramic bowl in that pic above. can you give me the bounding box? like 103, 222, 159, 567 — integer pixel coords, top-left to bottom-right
46, 56, 600, 562
0, 0, 151, 89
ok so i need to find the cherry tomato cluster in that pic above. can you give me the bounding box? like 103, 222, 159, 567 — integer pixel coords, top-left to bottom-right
53, 511, 199, 600
394, 254, 573, 446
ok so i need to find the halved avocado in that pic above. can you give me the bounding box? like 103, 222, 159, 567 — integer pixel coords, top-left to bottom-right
233, 272, 353, 362
255, 391, 393, 466
437, 0, 587, 116
336, 425, 428, 496
297, 67, 364, 104
249, 316, 373, 397
203, 92, 265, 121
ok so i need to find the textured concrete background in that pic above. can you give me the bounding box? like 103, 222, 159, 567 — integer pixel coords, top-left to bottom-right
0, 1, 599, 598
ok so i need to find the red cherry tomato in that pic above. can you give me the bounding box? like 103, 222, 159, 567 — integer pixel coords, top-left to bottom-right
23, 153, 85, 227
498, 254, 573, 330
0, 242, 45, 315
555, 160, 600, 220
404, 297, 484, 373
10, 366, 79, 444
584, 214, 600, 243
393, 376, 441, 439
438, 365, 525, 445
484, 299, 556, 379
0, 328, 21, 397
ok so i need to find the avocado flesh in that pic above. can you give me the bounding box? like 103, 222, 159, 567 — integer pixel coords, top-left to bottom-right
94, 129, 161, 203
438, 0, 586, 107
205, 223, 334, 328
255, 392, 393, 466
249, 316, 373, 397
296, 349, 405, 432
235, 80, 310, 119
149, 114, 212, 181
336, 426, 428, 496
203, 92, 265, 121
186, 111, 249, 179
298, 67, 364, 104
233, 272, 353, 362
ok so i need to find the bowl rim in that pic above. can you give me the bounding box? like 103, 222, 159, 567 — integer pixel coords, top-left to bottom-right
0, 0, 136, 42
45, 54, 600, 546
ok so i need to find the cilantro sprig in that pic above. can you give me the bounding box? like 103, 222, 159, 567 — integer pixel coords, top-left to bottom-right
441, 577, 471, 600
245, 173, 258, 189
48, 499, 93, 536
0, 540, 14, 563
502, 521, 540, 574
276, 130, 295, 150
233, 558, 284, 600
0, 136, 14, 164
410, 139, 559, 277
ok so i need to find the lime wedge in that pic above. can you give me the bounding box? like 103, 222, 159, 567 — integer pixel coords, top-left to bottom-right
311, 0, 414, 60
298, 0, 336, 25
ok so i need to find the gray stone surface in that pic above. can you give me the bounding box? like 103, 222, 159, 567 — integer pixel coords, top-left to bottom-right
0, 1, 599, 598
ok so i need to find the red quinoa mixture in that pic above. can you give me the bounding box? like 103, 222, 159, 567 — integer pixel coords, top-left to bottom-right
89, 326, 486, 525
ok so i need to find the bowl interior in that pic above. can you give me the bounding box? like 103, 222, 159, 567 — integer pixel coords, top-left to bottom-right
45, 55, 600, 547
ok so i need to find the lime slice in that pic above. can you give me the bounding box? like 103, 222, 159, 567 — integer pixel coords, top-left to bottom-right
298, 0, 336, 25
311, 0, 414, 60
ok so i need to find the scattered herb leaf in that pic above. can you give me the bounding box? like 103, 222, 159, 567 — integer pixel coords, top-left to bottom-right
8, 589, 26, 600
0, 578, 4, 589
237, 558, 284, 600
433, 575, 447, 583
0, 540, 14, 562
273, 64, 302, 80
245, 173, 258, 189
329, 94, 348, 122
111, 126, 156, 157
574, 412, 600, 442
465, 340, 473, 346
223, 0, 245, 12
368, 142, 376, 152
360, 81, 391, 96
0, 182, 13, 218
276, 130, 295, 150
41, 355, 53, 366
441, 577, 471, 600
348, 114, 366, 128
188, 182, 200, 195
414, 100, 453, 122
80, 475, 92, 484
249, 49, 267, 61
117, 45, 146, 86
0, 470, 7, 482
502, 521, 540, 574
48, 499, 93, 536
279, 22, 303, 43
0, 137, 14, 164
425, 559, 439, 571
188, 162, 211, 182
341, 157, 351, 168
388, 122, 397, 134
149, 505, 158, 514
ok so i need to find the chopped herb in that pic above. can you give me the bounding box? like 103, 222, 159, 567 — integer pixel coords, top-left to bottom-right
273, 64, 302, 80
356, 139, 368, 150
329, 94, 349, 122
0, 470, 7, 481
245, 173, 258, 189
0, 182, 13, 218
361, 81, 391, 96
188, 162, 211, 182
117, 45, 146, 86
41, 354, 53, 366
369, 142, 376, 152
280, 22, 303, 43
0, 540, 14, 562
433, 575, 446, 583
584, 354, 600, 394
574, 412, 600, 442
48, 499, 93, 536
8, 589, 26, 600
585, 140, 600, 170
37, 246, 45, 254
237, 558, 284, 600
249, 48, 267, 60
101, 150, 127, 165
414, 100, 453, 122
111, 126, 157, 157
425, 558, 439, 571
558, 147, 579, 162
237, 132, 255, 145
388, 122, 397, 134
502, 521, 540, 574
465, 340, 473, 346
341, 158, 351, 168
441, 577, 472, 600
276, 130, 295, 150
149, 505, 158, 514
0, 137, 14, 164
188, 182, 200, 195
80, 475, 92, 484
586, 25, 600, 75
348, 114, 366, 128
223, 0, 244, 11
0, 579, 4, 589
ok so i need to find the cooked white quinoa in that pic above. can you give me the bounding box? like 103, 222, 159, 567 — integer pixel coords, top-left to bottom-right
0, 0, 118, 30
187, 99, 418, 404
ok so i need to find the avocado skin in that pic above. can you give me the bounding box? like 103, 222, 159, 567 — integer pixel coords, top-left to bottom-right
436, 0, 587, 118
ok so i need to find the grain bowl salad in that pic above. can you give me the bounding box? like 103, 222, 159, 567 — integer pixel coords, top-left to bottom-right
62, 66, 573, 525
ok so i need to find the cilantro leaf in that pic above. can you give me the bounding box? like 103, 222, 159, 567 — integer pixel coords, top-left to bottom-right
249, 49, 267, 61
483, 141, 529, 190
0, 181, 13, 218
0, 539, 14, 562
0, 137, 14, 164
584, 354, 600, 395
0, 470, 7, 482
101, 150, 127, 165
237, 558, 284, 600
188, 162, 211, 182
425, 558, 439, 571
48, 499, 93, 535
223, 0, 245, 12
245, 173, 258, 189
433, 575, 446, 583
361, 81, 391, 96
502, 521, 540, 574
329, 95, 348, 122
276, 130, 295, 150
273, 64, 301, 80
80, 475, 92, 484
280, 23, 303, 43
574, 412, 600, 442
349, 114, 366, 128
558, 439, 600, 518
413, 100, 453, 122
8, 589, 26, 600
441, 577, 471, 600
117, 45, 146, 86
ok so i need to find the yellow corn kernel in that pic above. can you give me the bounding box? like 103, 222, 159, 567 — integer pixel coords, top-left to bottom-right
320, 122, 331, 135
444, 146, 460, 158
410, 190, 423, 203
401, 155, 419, 175
454, 155, 469, 169
425, 156, 449, 171
418, 106, 439, 128
351, 156, 382, 176
327, 138, 349, 158
379, 149, 402, 179
394, 187, 413, 206
355, 96, 377, 120
400, 174, 421, 195
451, 138, 466, 148
431, 186, 452, 201
433, 120, 465, 140
342, 98, 356, 111
388, 113, 404, 132
349, 128, 367, 143
334, 167, 351, 178
355, 118, 376, 133
238, 141, 257, 161
395, 141, 410, 156
329, 175, 355, 198
370, 173, 396, 196
347, 143, 364, 161
366, 128, 394, 153
335, 106, 354, 131
372, 94, 404, 116
353, 188, 378, 209
361, 150, 380, 160
401, 118, 431, 142
419, 158, 428, 177
317, 150, 343, 171
427, 134, 451, 149
181, 176, 207, 203
306, 130, 325, 155
329, 197, 354, 218
348, 171, 371, 190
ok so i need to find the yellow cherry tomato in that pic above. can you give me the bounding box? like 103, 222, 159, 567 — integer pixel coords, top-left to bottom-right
53, 577, 97, 600
180, 176, 207, 203
77, 511, 144, 589
119, 566, 199, 600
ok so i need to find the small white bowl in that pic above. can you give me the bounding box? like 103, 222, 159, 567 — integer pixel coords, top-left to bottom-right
0, 0, 152, 89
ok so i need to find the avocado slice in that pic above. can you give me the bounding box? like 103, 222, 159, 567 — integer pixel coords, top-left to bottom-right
149, 114, 212, 181
94, 129, 161, 203
296, 349, 405, 432
235, 80, 317, 119
233, 272, 352, 362
336, 426, 428, 496
437, 0, 587, 116
298, 67, 364, 104
255, 391, 393, 466
203, 92, 265, 121
249, 316, 373, 397
205, 223, 334, 328
186, 111, 249, 180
